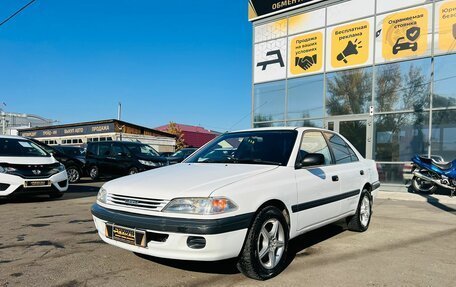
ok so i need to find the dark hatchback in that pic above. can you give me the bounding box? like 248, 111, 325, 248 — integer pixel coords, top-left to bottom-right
85, 141, 168, 180
166, 147, 198, 164
28, 139, 86, 183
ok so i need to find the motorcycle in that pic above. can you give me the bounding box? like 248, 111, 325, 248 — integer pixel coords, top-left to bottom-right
411, 155, 455, 197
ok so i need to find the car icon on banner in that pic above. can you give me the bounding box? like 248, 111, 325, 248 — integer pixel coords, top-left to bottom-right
392, 37, 418, 55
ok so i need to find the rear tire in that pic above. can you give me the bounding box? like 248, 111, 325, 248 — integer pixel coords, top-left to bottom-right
237, 206, 289, 280
347, 190, 372, 232
411, 174, 437, 194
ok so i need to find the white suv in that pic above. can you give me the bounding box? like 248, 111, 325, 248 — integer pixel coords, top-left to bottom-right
92, 128, 380, 280
0, 135, 68, 198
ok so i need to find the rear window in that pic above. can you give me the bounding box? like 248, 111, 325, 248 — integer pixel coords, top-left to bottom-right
0, 138, 49, 157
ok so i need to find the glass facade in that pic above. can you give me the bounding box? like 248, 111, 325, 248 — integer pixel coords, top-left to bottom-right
252, 0, 456, 185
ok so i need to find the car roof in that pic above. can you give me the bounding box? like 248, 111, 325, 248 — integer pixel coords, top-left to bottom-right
0, 135, 27, 140
231, 127, 330, 133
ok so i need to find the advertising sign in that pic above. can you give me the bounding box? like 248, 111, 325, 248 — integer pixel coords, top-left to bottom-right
19, 123, 116, 138
438, 1, 456, 53
288, 30, 324, 77
254, 38, 287, 83
328, 20, 371, 70
381, 7, 429, 61
249, 0, 326, 21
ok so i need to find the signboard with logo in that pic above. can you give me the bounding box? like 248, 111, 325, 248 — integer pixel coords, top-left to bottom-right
19, 123, 116, 138
249, 0, 326, 21
375, 5, 432, 63
254, 38, 287, 83
436, 0, 456, 55
326, 19, 373, 71
288, 30, 324, 77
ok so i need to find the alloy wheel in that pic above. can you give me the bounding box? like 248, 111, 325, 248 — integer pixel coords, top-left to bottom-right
256, 218, 285, 269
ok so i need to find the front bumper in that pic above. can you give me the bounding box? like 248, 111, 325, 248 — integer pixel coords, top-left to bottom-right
91, 204, 252, 261
0, 171, 68, 197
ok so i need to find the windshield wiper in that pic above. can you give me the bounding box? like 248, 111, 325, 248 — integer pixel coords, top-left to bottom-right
231, 158, 282, 166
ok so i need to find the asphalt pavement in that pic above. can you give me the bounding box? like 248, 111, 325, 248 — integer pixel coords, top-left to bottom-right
1, 180, 455, 287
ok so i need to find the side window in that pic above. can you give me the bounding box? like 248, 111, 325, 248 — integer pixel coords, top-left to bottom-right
299, 131, 332, 165
111, 143, 125, 156
98, 143, 111, 157
324, 132, 359, 164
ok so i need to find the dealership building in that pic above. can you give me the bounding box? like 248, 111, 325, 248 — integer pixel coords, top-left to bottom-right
249, 0, 456, 187
18, 119, 176, 153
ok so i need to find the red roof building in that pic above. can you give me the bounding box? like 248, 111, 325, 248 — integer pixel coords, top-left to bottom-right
155, 124, 219, 148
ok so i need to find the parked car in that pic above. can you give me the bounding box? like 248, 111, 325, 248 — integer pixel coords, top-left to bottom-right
86, 141, 168, 180
28, 139, 86, 183
91, 128, 380, 280
0, 135, 68, 198
54, 146, 86, 163
159, 152, 174, 157
166, 148, 198, 164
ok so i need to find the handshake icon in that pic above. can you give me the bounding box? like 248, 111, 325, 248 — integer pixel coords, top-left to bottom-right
295, 54, 317, 71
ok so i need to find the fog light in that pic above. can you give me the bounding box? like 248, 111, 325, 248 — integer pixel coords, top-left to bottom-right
187, 236, 206, 249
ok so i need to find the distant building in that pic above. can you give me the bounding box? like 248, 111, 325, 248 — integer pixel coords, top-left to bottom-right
156, 123, 219, 148
0, 111, 55, 136
19, 119, 176, 152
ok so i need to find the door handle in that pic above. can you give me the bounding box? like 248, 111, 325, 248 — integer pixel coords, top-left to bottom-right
332, 175, 339, 182
360, 170, 364, 175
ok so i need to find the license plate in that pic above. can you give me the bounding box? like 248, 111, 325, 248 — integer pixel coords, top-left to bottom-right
24, 180, 51, 188
105, 224, 146, 247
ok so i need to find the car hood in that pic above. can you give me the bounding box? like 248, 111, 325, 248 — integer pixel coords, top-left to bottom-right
136, 155, 168, 162
103, 163, 279, 199
0, 156, 57, 165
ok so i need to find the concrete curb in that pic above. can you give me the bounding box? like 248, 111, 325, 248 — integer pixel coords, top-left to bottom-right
377, 190, 456, 205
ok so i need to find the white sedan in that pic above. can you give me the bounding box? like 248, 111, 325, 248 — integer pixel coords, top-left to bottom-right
92, 127, 380, 280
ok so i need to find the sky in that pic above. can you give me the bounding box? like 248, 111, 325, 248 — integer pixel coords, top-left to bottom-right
0, 0, 253, 132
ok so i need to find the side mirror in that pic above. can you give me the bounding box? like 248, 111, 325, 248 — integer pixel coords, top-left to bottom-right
296, 153, 325, 169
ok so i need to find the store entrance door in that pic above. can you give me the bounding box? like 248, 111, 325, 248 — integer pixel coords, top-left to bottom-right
325, 116, 372, 159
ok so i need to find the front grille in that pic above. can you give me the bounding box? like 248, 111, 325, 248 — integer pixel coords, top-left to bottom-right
107, 193, 169, 211
7, 163, 61, 179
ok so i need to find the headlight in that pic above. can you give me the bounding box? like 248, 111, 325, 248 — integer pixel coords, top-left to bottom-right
0, 166, 16, 174
162, 197, 238, 215
52, 163, 66, 173
97, 187, 107, 204
138, 160, 159, 167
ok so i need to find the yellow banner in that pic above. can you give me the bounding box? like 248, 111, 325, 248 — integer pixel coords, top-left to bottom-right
438, 1, 456, 52
331, 21, 370, 69
382, 8, 428, 60
289, 31, 323, 75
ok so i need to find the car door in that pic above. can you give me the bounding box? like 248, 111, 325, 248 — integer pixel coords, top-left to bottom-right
110, 143, 129, 175
294, 131, 342, 231
97, 142, 114, 176
323, 132, 366, 215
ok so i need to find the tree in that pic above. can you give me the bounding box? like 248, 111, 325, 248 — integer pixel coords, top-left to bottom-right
165, 122, 186, 151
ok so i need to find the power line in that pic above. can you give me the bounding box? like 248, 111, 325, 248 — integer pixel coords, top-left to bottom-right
0, 0, 36, 28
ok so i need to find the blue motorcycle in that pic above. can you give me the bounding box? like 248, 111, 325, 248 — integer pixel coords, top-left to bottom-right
411, 155, 455, 197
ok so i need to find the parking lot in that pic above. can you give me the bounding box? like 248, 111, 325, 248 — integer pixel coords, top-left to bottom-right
1, 180, 455, 287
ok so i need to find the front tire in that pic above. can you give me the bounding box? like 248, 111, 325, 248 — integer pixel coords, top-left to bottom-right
237, 206, 289, 280
128, 167, 139, 175
89, 166, 99, 180
347, 190, 372, 232
66, 166, 81, 183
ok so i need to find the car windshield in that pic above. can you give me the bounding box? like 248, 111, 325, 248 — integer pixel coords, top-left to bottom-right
0, 138, 50, 157
185, 130, 297, 166
124, 143, 159, 157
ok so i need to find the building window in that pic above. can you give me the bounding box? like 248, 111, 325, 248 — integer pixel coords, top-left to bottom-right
326, 67, 372, 116
374, 112, 429, 162
253, 121, 285, 128
431, 110, 456, 162
287, 119, 323, 128
287, 74, 324, 120
433, 54, 456, 109
254, 80, 286, 123
375, 58, 431, 113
